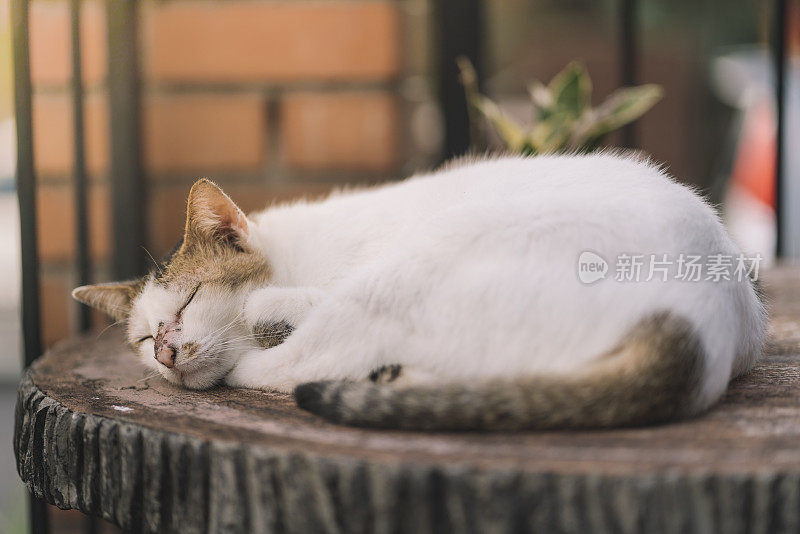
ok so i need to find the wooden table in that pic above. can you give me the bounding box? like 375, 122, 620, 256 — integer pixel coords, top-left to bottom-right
14, 267, 800, 534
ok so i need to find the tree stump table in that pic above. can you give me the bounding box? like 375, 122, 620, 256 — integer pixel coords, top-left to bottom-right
14, 267, 800, 534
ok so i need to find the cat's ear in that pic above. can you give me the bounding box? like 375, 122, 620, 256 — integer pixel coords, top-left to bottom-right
72, 280, 140, 321
184, 179, 251, 249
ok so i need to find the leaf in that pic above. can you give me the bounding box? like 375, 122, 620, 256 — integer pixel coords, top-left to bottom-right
527, 112, 576, 153
585, 84, 663, 139
473, 97, 527, 151
457, 56, 485, 149
576, 135, 604, 153
528, 82, 554, 121
519, 141, 537, 156
459, 56, 663, 155
457, 56, 479, 100
458, 57, 528, 151
547, 61, 592, 117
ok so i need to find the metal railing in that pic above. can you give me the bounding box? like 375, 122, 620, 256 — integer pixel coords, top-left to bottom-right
11, 0, 46, 530
774, 0, 788, 257
13, 0, 143, 532
11, 1, 793, 533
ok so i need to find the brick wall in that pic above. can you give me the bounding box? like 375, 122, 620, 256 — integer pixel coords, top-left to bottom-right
29, 0, 413, 346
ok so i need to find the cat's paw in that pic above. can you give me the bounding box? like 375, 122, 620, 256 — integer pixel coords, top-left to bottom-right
368, 364, 403, 384
252, 320, 294, 349
244, 287, 323, 346
225, 345, 299, 392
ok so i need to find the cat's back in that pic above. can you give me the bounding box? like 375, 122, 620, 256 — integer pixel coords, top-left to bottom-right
374, 153, 694, 224
435, 153, 694, 208
258, 153, 699, 228
414, 154, 721, 249
253, 153, 727, 286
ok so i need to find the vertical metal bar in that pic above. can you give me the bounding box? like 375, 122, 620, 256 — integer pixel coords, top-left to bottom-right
773, 0, 787, 258
436, 0, 482, 161
11, 2, 50, 534
619, 0, 638, 148
72, 0, 90, 330
73, 5, 100, 531
12, 0, 39, 368
107, 0, 144, 279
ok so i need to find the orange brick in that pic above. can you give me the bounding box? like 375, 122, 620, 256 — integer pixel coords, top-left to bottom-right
34, 91, 263, 177
148, 182, 333, 255
33, 94, 70, 175
40, 270, 71, 347
33, 92, 109, 177
282, 92, 398, 171
144, 2, 399, 82
144, 94, 265, 173
30, 1, 107, 87
37, 182, 111, 263
40, 269, 114, 348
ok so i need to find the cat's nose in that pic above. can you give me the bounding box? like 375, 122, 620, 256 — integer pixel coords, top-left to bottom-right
155, 345, 176, 368
154, 320, 182, 369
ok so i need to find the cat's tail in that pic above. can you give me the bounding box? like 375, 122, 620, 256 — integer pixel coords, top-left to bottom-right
293, 311, 709, 431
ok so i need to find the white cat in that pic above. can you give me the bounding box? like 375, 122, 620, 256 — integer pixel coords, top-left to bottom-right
73, 153, 766, 430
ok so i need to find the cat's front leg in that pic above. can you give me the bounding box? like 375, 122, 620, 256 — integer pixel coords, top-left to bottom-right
231, 284, 398, 392
224, 343, 303, 392
225, 325, 381, 392
244, 286, 326, 348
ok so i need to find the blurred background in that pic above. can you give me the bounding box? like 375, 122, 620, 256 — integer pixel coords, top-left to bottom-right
1, 0, 798, 531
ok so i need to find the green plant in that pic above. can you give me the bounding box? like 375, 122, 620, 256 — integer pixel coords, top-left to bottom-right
458, 58, 664, 155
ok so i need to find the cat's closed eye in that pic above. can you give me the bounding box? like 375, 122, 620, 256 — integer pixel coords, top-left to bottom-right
177, 284, 201, 317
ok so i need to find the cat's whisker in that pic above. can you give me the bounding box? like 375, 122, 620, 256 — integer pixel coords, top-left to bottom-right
204, 317, 241, 339
137, 370, 161, 383
200, 330, 247, 349
211, 338, 264, 349
199, 312, 246, 342
96, 319, 125, 340
201, 334, 251, 352
96, 303, 128, 314
214, 334, 262, 343
141, 245, 163, 275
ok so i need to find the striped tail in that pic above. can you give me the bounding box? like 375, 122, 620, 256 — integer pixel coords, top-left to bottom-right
294, 312, 707, 431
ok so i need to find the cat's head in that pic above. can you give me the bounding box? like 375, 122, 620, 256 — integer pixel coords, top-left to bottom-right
72, 179, 270, 389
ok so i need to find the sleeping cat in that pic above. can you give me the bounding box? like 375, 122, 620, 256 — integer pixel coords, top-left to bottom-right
73, 153, 766, 430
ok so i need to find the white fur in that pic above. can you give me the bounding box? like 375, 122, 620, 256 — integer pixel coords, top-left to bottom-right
135, 154, 767, 410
